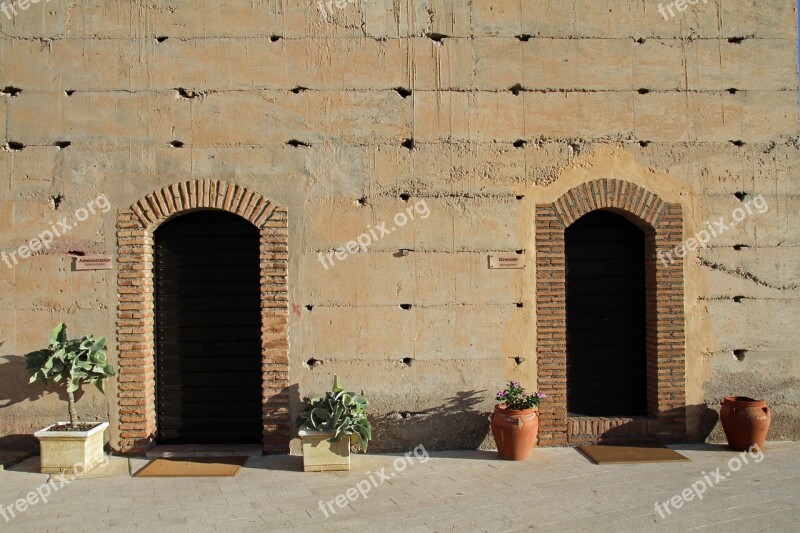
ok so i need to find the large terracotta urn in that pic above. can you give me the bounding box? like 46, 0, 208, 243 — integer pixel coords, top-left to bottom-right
720, 396, 771, 452
490, 405, 539, 460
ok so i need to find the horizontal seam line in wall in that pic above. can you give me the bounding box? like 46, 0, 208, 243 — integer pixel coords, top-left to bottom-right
0, 36, 793, 42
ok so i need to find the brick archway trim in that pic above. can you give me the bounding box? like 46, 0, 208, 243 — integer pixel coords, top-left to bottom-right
116, 180, 289, 454
535, 178, 686, 446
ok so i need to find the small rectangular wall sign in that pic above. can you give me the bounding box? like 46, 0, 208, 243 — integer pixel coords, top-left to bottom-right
74, 255, 113, 271
488, 253, 525, 269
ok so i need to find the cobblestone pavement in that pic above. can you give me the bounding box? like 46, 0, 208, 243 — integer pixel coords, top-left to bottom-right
0, 442, 798, 532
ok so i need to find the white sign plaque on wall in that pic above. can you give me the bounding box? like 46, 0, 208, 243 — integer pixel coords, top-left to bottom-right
488, 253, 525, 269
74, 255, 114, 271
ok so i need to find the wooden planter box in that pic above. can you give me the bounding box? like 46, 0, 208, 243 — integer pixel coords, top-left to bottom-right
298, 429, 351, 472
34, 422, 108, 474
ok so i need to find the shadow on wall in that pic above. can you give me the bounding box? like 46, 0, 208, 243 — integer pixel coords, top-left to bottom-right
0, 355, 86, 450
369, 390, 490, 453
0, 355, 85, 408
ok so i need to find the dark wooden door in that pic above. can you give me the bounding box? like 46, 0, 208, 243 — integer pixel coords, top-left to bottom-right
565, 210, 647, 416
154, 211, 263, 444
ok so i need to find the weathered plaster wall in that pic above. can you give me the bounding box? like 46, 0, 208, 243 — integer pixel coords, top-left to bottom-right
0, 0, 798, 452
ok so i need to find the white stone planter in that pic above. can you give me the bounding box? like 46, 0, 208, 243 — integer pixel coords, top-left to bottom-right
34, 422, 109, 474
298, 429, 352, 472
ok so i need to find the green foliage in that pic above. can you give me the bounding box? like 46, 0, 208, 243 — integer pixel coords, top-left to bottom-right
297, 375, 372, 452
24, 323, 116, 427
495, 380, 546, 410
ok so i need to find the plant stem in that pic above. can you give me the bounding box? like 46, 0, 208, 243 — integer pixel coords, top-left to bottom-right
67, 391, 78, 429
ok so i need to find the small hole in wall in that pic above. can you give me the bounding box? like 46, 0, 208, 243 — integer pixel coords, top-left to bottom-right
286, 139, 310, 148
65, 90, 75, 96
509, 83, 524, 96
515, 249, 524, 254
638, 88, 650, 95
176, 88, 200, 99
7, 141, 24, 151
639, 140, 651, 147
513, 139, 527, 148
399, 412, 412, 419
51, 195, 65, 210
634, 37, 646, 44
733, 349, 747, 361
1, 86, 22, 96
170, 140, 184, 148
54, 141, 71, 149
305, 305, 313, 311
357, 197, 368, 206
290, 86, 308, 94
402, 357, 413, 366
516, 195, 525, 200
733, 244, 750, 251
728, 88, 739, 94
734, 191, 748, 201
730, 140, 746, 147
728, 36, 747, 44
401, 138, 415, 150
513, 356, 524, 365
156, 36, 169, 43
399, 193, 411, 202
395, 87, 412, 98
400, 304, 412, 310
67, 250, 86, 256
306, 358, 322, 368
516, 34, 532, 42
733, 296, 745, 303
270, 35, 282, 42
426, 32, 447, 43
516, 303, 524, 308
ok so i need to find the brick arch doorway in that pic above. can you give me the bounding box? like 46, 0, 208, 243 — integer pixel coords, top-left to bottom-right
116, 180, 290, 454
535, 179, 687, 446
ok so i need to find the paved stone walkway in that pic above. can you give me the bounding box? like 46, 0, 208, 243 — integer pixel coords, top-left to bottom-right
0, 442, 798, 532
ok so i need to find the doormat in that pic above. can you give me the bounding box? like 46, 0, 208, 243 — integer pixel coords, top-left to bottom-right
134, 456, 248, 477
577, 444, 689, 464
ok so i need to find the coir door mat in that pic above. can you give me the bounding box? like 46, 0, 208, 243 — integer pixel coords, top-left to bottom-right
134, 456, 248, 477
577, 444, 690, 464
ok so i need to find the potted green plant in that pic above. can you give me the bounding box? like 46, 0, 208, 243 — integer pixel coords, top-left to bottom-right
24, 323, 116, 474
490, 381, 545, 461
297, 375, 371, 472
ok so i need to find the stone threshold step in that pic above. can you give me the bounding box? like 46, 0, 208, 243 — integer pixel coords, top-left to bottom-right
145, 444, 263, 459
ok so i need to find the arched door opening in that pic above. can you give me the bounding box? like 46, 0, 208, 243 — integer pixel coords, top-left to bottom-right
565, 210, 647, 417
154, 210, 263, 444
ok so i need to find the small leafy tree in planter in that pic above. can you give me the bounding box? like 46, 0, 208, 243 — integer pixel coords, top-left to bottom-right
25, 323, 116, 431
298, 375, 371, 450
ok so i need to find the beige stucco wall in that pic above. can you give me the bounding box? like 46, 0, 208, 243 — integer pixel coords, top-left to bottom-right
0, 0, 798, 452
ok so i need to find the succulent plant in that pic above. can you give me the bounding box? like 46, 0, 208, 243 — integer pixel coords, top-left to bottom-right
24, 323, 116, 430
297, 375, 372, 451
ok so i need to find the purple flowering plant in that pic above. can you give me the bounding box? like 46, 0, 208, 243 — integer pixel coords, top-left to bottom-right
495, 380, 546, 410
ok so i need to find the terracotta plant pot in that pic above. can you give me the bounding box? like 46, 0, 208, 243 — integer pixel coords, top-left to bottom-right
490, 405, 539, 460
720, 396, 771, 452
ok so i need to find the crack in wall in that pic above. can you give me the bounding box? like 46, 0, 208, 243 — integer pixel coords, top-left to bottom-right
700, 259, 800, 292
